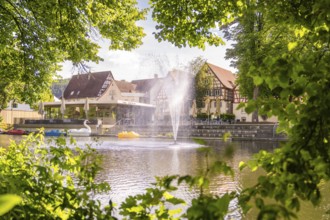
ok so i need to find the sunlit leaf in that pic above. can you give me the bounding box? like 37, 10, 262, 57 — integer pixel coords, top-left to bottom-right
288, 42, 298, 51
239, 161, 247, 171
223, 132, 232, 143
253, 76, 264, 86
0, 194, 22, 216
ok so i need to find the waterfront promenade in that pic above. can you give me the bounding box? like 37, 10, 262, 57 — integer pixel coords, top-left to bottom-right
16, 119, 285, 141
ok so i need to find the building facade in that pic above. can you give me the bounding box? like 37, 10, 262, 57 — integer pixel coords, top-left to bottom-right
1, 101, 41, 124
41, 64, 276, 125
43, 71, 155, 126
194, 63, 238, 117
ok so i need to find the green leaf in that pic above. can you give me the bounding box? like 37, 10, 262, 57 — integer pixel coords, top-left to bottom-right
127, 206, 144, 213
0, 194, 22, 216
253, 76, 264, 86
247, 160, 259, 172
239, 161, 247, 171
163, 191, 174, 200
278, 73, 289, 88
166, 197, 185, 205
255, 198, 264, 209
285, 103, 296, 116
223, 132, 232, 142
288, 42, 298, 51
168, 208, 183, 216
245, 100, 256, 114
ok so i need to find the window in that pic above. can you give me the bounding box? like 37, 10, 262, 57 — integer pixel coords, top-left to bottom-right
206, 90, 213, 96
70, 91, 74, 96
214, 89, 221, 96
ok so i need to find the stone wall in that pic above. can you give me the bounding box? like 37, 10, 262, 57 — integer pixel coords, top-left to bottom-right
16, 119, 286, 140
108, 123, 287, 140
183, 124, 286, 140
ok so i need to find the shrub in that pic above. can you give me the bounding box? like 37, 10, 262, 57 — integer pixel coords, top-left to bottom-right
0, 134, 236, 219
0, 132, 114, 219
196, 113, 208, 120
220, 114, 235, 121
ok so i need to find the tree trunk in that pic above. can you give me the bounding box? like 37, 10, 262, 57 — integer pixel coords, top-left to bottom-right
252, 86, 259, 122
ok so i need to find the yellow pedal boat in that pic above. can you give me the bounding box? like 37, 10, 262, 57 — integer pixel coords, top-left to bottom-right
118, 131, 140, 138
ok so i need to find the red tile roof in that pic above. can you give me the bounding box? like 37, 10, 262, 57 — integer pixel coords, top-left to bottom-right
63, 71, 113, 99
207, 63, 236, 89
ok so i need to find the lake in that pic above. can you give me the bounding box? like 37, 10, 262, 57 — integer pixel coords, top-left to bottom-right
0, 135, 329, 219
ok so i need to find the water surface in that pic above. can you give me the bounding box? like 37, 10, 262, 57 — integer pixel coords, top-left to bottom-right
1, 135, 329, 219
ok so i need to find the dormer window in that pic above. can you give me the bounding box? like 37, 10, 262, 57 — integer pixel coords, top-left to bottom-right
77, 91, 80, 95
70, 91, 74, 96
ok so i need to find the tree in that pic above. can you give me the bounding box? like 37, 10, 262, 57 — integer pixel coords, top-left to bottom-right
187, 57, 212, 111
150, 0, 330, 218
0, 0, 146, 110
194, 62, 213, 111
51, 78, 70, 99
224, 0, 265, 122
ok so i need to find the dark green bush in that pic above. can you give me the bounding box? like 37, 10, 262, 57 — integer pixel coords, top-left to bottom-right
220, 113, 235, 121
196, 113, 208, 119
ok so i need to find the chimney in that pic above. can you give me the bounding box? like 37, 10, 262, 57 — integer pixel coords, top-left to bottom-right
154, 74, 158, 79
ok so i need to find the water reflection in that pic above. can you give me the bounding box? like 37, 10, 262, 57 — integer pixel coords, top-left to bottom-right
0, 135, 22, 146
89, 138, 280, 218
0, 135, 327, 219
93, 138, 203, 207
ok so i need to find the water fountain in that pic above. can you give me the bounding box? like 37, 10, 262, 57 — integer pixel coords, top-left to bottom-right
163, 69, 190, 143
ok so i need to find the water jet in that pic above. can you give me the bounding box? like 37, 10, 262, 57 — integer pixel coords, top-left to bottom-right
163, 69, 190, 144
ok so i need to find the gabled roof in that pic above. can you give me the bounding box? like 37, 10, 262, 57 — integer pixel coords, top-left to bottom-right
131, 78, 163, 93
207, 63, 236, 89
114, 80, 137, 93
63, 71, 113, 99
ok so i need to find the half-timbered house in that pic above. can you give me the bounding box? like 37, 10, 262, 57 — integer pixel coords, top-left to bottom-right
196, 63, 238, 117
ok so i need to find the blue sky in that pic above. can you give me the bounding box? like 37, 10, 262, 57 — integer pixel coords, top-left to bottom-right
58, 1, 235, 81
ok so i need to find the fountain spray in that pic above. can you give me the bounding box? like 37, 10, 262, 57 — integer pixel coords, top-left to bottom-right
164, 69, 190, 144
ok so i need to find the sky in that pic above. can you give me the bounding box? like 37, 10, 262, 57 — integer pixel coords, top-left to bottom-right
58, 1, 235, 82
